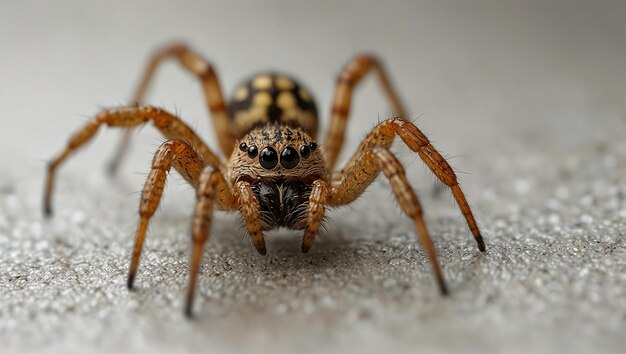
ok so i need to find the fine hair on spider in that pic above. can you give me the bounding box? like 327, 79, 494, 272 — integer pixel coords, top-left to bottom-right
44, 42, 486, 317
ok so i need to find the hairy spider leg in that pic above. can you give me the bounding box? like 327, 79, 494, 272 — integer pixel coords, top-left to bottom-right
323, 54, 408, 170
233, 181, 268, 255
328, 147, 449, 294
108, 43, 235, 174
301, 180, 329, 253
186, 165, 238, 317
128, 139, 208, 290
44, 106, 222, 216
329, 118, 485, 250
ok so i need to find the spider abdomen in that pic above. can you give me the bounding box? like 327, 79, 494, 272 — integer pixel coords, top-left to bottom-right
250, 179, 313, 231
229, 73, 318, 139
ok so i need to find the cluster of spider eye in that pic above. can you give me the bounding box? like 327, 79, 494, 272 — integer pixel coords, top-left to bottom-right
44, 42, 485, 317
239, 141, 317, 170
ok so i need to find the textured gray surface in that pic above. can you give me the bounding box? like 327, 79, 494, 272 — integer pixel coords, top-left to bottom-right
2, 131, 626, 354
1, 1, 626, 353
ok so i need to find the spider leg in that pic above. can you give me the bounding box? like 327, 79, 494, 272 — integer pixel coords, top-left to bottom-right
128, 139, 212, 289
301, 180, 329, 253
44, 106, 222, 216
328, 147, 447, 294
186, 165, 237, 317
331, 117, 485, 252
234, 181, 267, 255
323, 54, 408, 170
108, 42, 235, 174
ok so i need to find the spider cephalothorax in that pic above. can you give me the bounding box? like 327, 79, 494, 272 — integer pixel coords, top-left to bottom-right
229, 125, 326, 182
44, 43, 485, 317
230, 125, 326, 232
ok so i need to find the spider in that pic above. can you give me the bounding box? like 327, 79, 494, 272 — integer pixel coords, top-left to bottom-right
44, 43, 485, 317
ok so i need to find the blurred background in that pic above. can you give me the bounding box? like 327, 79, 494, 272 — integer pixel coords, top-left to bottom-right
1, 1, 625, 353
2, 1, 625, 175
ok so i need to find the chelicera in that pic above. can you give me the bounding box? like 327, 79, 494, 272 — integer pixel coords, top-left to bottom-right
44, 42, 486, 317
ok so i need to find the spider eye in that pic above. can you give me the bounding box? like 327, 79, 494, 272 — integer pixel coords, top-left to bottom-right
280, 147, 300, 169
247, 145, 258, 158
300, 145, 311, 159
239, 142, 248, 151
309, 142, 317, 151
259, 147, 278, 169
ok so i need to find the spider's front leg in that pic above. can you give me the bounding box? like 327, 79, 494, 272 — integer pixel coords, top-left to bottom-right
186, 165, 237, 317
335, 118, 485, 252
44, 106, 221, 216
328, 147, 448, 294
127, 139, 209, 289
187, 177, 269, 316
233, 181, 267, 255
301, 180, 329, 253
185, 177, 266, 317
128, 141, 238, 317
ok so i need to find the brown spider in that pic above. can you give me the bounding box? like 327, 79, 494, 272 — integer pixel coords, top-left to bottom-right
44, 43, 485, 317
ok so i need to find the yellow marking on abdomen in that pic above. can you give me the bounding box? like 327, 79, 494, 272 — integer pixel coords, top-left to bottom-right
277, 92, 296, 109
252, 75, 272, 90
253, 91, 272, 106
276, 76, 295, 90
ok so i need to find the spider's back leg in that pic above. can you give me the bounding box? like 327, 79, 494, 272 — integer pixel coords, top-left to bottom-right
323, 54, 408, 170
108, 43, 234, 174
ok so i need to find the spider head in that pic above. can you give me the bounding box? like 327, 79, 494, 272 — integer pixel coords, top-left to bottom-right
229, 125, 326, 183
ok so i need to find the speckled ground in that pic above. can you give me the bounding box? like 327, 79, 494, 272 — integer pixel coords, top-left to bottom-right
2, 131, 625, 354
1, 1, 625, 353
